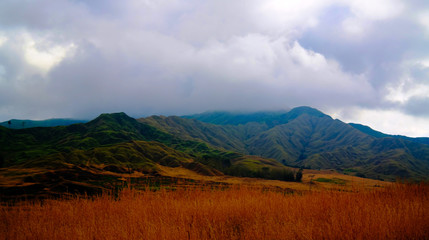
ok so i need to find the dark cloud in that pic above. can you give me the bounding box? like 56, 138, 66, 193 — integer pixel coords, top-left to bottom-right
402, 97, 429, 117
300, 8, 426, 88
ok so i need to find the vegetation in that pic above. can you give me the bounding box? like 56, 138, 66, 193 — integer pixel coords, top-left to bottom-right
0, 112, 299, 198
1, 183, 428, 240
146, 107, 429, 181
0, 112, 281, 174
314, 177, 347, 185
2, 106, 429, 199
183, 107, 325, 126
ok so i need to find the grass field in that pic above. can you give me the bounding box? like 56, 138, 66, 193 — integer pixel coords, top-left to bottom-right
1, 182, 428, 240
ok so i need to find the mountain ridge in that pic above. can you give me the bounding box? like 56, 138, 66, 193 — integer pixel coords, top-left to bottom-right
141, 107, 429, 181
2, 106, 429, 195
1, 112, 299, 198
349, 123, 429, 145
183, 106, 327, 127
0, 118, 88, 129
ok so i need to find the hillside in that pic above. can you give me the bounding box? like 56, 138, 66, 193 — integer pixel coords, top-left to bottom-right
2, 107, 429, 198
0, 112, 297, 198
183, 107, 326, 127
141, 107, 429, 181
139, 115, 247, 152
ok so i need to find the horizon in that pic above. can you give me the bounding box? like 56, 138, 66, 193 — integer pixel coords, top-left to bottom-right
2, 106, 429, 138
0, 1, 428, 137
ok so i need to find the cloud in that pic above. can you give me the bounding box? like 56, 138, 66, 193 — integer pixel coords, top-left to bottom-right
0, 0, 428, 136
346, 0, 404, 20
22, 34, 76, 73
331, 107, 429, 137
385, 77, 429, 105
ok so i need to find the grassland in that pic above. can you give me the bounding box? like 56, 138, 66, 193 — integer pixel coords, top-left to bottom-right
1, 111, 429, 239
1, 180, 427, 240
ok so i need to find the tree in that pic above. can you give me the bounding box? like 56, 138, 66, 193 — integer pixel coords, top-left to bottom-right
295, 168, 303, 182
7, 120, 11, 128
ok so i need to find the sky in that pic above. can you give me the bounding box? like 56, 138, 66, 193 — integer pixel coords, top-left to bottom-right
0, 0, 429, 137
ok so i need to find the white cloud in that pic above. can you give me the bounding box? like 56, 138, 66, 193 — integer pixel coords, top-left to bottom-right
416, 58, 429, 68
191, 34, 283, 83
0, 34, 6, 47
418, 11, 429, 35
289, 41, 329, 71
385, 77, 429, 104
384, 58, 429, 106
22, 34, 76, 73
253, 0, 328, 34
333, 107, 429, 137
342, 17, 365, 36
339, 0, 404, 38
346, 0, 404, 20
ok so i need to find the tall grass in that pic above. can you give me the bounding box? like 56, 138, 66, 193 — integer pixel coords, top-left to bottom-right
1, 183, 428, 240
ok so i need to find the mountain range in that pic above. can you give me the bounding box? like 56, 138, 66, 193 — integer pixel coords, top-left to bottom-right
1, 106, 428, 198
142, 107, 429, 181
0, 118, 87, 129
0, 112, 297, 198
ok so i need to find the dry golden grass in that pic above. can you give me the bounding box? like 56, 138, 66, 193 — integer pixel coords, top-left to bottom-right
0, 165, 389, 196
157, 166, 391, 191
1, 182, 428, 240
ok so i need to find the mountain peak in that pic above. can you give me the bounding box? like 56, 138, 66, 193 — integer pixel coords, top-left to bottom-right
184, 110, 288, 125
87, 112, 138, 130
93, 112, 133, 121
287, 106, 328, 118
184, 107, 329, 126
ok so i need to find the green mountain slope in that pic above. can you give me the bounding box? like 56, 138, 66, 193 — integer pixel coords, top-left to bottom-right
142, 107, 429, 181
183, 111, 288, 126
138, 115, 249, 152
0, 113, 173, 166
0, 112, 297, 193
2, 106, 428, 198
21, 140, 223, 176
184, 107, 326, 127
141, 107, 331, 153
246, 114, 373, 166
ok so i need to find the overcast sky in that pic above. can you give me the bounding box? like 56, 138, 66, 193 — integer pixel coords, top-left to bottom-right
0, 0, 428, 137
